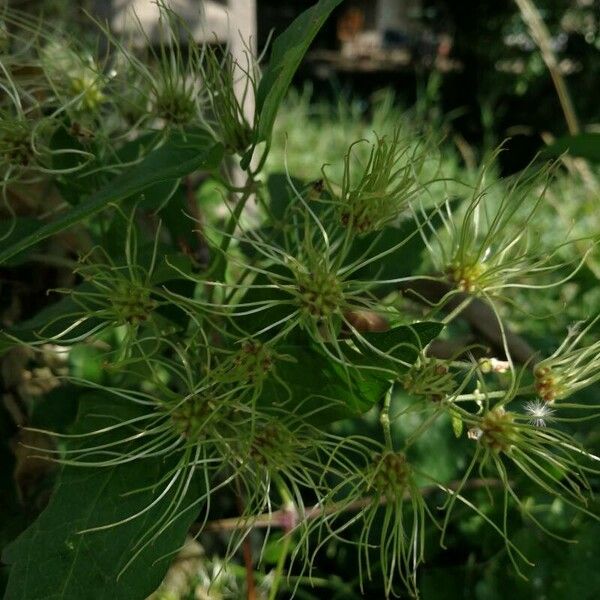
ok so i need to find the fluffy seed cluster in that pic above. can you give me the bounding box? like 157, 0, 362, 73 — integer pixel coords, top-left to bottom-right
523, 399, 554, 427
70, 72, 106, 112
1, 118, 34, 167
248, 422, 289, 467
327, 129, 423, 235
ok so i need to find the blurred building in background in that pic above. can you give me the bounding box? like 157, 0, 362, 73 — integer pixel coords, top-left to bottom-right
110, 0, 231, 44
99, 0, 456, 73
316, 0, 457, 74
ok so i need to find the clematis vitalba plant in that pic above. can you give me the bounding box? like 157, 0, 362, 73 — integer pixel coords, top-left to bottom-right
0, 2, 599, 599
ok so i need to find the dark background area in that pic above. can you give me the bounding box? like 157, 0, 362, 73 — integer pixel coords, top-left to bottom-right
258, 0, 599, 174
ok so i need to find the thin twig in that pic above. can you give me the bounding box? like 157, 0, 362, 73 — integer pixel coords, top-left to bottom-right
202, 478, 503, 534
235, 481, 257, 600
514, 0, 579, 135
398, 278, 535, 364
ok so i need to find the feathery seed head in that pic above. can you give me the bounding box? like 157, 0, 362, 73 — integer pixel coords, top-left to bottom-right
370, 451, 411, 501
326, 128, 423, 235
222, 340, 275, 387
170, 395, 217, 439
445, 259, 486, 293
402, 355, 455, 402
202, 47, 256, 154
295, 266, 345, 320
472, 407, 519, 453
248, 421, 293, 468
70, 70, 106, 112
109, 281, 157, 325
533, 316, 600, 404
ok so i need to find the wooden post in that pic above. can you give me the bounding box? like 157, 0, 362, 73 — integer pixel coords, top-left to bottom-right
227, 0, 257, 129
227, 0, 258, 207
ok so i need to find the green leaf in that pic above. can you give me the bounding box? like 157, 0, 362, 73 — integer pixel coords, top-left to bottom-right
50, 126, 101, 206
69, 346, 105, 383
2, 395, 201, 600
345, 220, 428, 295
451, 412, 463, 438
543, 133, 600, 163
0, 285, 99, 354
260, 341, 389, 423
0, 218, 45, 266
0, 404, 30, 567
357, 321, 444, 370
266, 172, 306, 222
251, 0, 342, 149
29, 385, 81, 433
0, 132, 224, 265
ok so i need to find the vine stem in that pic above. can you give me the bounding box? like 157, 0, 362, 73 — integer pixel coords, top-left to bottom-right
453, 390, 508, 402
380, 387, 393, 450
201, 478, 504, 533
234, 479, 257, 600
268, 533, 291, 600
242, 535, 257, 600
208, 175, 256, 285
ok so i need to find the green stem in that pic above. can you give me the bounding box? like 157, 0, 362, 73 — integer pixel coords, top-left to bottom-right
268, 533, 291, 600
380, 387, 393, 450
221, 183, 254, 259
206, 175, 255, 296
453, 390, 507, 402
442, 296, 473, 324
266, 475, 296, 600
229, 565, 336, 589
250, 140, 271, 178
